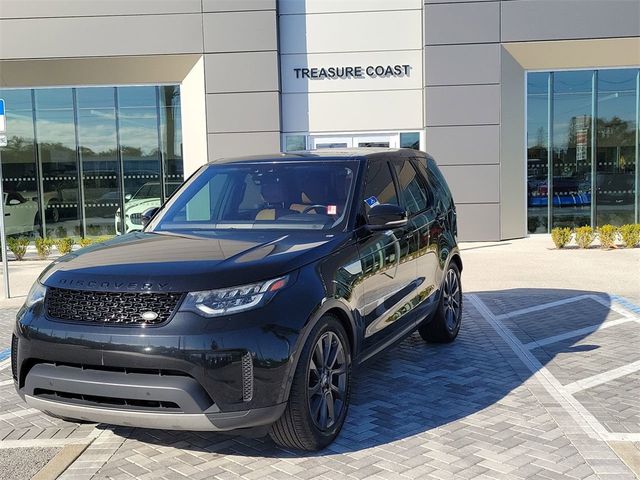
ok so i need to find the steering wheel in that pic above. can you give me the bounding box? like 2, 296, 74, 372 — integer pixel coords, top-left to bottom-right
302, 205, 327, 214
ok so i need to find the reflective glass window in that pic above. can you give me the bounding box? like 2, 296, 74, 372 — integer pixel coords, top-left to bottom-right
34, 88, 81, 238
117, 86, 162, 234
400, 132, 420, 150
76, 87, 121, 237
0, 89, 41, 237
595, 69, 637, 226
159, 86, 183, 197
551, 71, 593, 229
527, 72, 549, 233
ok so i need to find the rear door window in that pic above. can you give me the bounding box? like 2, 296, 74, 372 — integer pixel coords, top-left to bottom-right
391, 160, 432, 215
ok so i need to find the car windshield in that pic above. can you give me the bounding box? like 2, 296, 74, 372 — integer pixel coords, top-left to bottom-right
149, 160, 358, 232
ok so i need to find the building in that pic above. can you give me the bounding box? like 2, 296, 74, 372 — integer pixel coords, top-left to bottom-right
0, 0, 638, 241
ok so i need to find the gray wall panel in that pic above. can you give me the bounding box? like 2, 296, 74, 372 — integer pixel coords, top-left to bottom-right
205, 52, 278, 93
206, 92, 280, 133
439, 165, 500, 204
0, 14, 203, 59
426, 126, 500, 166
455, 203, 500, 242
0, 0, 201, 18
425, 85, 500, 126
203, 11, 277, 52
502, 0, 640, 42
208, 132, 281, 160
425, 44, 500, 86
424, 2, 500, 45
203, 0, 275, 12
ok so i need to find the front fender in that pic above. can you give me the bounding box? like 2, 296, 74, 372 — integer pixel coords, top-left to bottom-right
276, 297, 358, 404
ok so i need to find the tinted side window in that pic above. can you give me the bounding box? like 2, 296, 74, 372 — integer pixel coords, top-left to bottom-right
362, 161, 398, 209
392, 160, 431, 215
414, 158, 450, 208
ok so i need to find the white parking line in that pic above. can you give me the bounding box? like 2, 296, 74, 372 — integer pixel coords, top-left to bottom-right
494, 295, 595, 320
524, 317, 634, 350
565, 359, 640, 394
0, 409, 40, 421
0, 429, 101, 449
468, 294, 640, 443
467, 294, 611, 441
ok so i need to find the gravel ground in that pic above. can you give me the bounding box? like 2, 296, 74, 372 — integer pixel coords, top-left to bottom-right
0, 447, 59, 480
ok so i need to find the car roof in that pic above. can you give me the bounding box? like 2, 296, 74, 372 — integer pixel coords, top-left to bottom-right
208, 148, 425, 165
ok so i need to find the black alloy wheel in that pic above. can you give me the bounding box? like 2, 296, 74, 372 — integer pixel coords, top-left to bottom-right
270, 315, 351, 450
419, 262, 462, 343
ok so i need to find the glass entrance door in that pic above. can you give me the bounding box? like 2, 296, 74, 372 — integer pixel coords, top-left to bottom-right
310, 133, 400, 150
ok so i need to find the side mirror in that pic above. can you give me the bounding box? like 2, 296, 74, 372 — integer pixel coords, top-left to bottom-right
141, 207, 160, 227
124, 193, 133, 202
8, 199, 21, 206
367, 204, 408, 230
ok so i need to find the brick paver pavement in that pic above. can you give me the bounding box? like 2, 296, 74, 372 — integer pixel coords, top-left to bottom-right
1, 289, 639, 479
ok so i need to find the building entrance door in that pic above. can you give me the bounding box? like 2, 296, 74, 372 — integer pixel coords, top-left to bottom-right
309, 133, 400, 150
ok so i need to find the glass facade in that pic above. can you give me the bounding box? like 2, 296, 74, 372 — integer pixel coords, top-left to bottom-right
0, 85, 183, 239
527, 69, 639, 233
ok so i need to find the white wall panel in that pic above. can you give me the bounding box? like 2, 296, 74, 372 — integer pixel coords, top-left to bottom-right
426, 125, 499, 166
455, 204, 500, 241
0, 14, 203, 59
439, 165, 500, 204
280, 0, 420, 14
424, 2, 500, 45
282, 90, 423, 133
0, 0, 201, 18
281, 50, 422, 93
426, 85, 500, 126
279, 10, 421, 54
425, 44, 500, 86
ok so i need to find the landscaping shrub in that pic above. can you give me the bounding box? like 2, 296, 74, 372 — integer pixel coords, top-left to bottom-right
7, 237, 30, 260
79, 238, 93, 248
551, 227, 572, 249
619, 224, 640, 248
597, 224, 618, 249
574, 226, 595, 249
56, 237, 75, 255
35, 237, 55, 259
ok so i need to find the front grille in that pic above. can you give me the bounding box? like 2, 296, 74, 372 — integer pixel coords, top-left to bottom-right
45, 287, 182, 325
129, 212, 142, 225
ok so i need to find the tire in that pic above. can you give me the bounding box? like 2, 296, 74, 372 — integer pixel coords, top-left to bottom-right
419, 262, 462, 343
270, 315, 351, 451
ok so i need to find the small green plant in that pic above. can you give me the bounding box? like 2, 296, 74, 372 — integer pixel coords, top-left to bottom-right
551, 227, 572, 249
597, 224, 618, 249
87, 224, 102, 236
35, 237, 55, 259
56, 237, 75, 255
7, 237, 30, 261
574, 226, 595, 249
79, 238, 93, 248
619, 224, 640, 248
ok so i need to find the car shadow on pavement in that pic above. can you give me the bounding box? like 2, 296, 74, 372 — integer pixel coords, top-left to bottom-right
111, 288, 616, 457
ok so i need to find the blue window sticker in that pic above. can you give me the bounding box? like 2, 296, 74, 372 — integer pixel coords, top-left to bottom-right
364, 196, 379, 207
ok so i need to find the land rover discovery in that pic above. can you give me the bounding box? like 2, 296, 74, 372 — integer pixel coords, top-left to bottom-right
13, 149, 462, 451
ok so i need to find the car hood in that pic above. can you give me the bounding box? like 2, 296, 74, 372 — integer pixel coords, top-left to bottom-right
40, 230, 352, 293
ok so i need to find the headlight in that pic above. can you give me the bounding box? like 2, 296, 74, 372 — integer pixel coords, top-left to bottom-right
25, 282, 46, 308
179, 275, 289, 318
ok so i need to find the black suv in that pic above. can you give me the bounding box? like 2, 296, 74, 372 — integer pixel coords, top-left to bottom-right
13, 149, 462, 451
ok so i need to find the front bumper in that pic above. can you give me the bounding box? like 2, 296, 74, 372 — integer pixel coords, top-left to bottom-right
24, 395, 286, 431
13, 274, 321, 430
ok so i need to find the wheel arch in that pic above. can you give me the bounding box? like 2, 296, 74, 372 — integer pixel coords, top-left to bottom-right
277, 299, 358, 404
